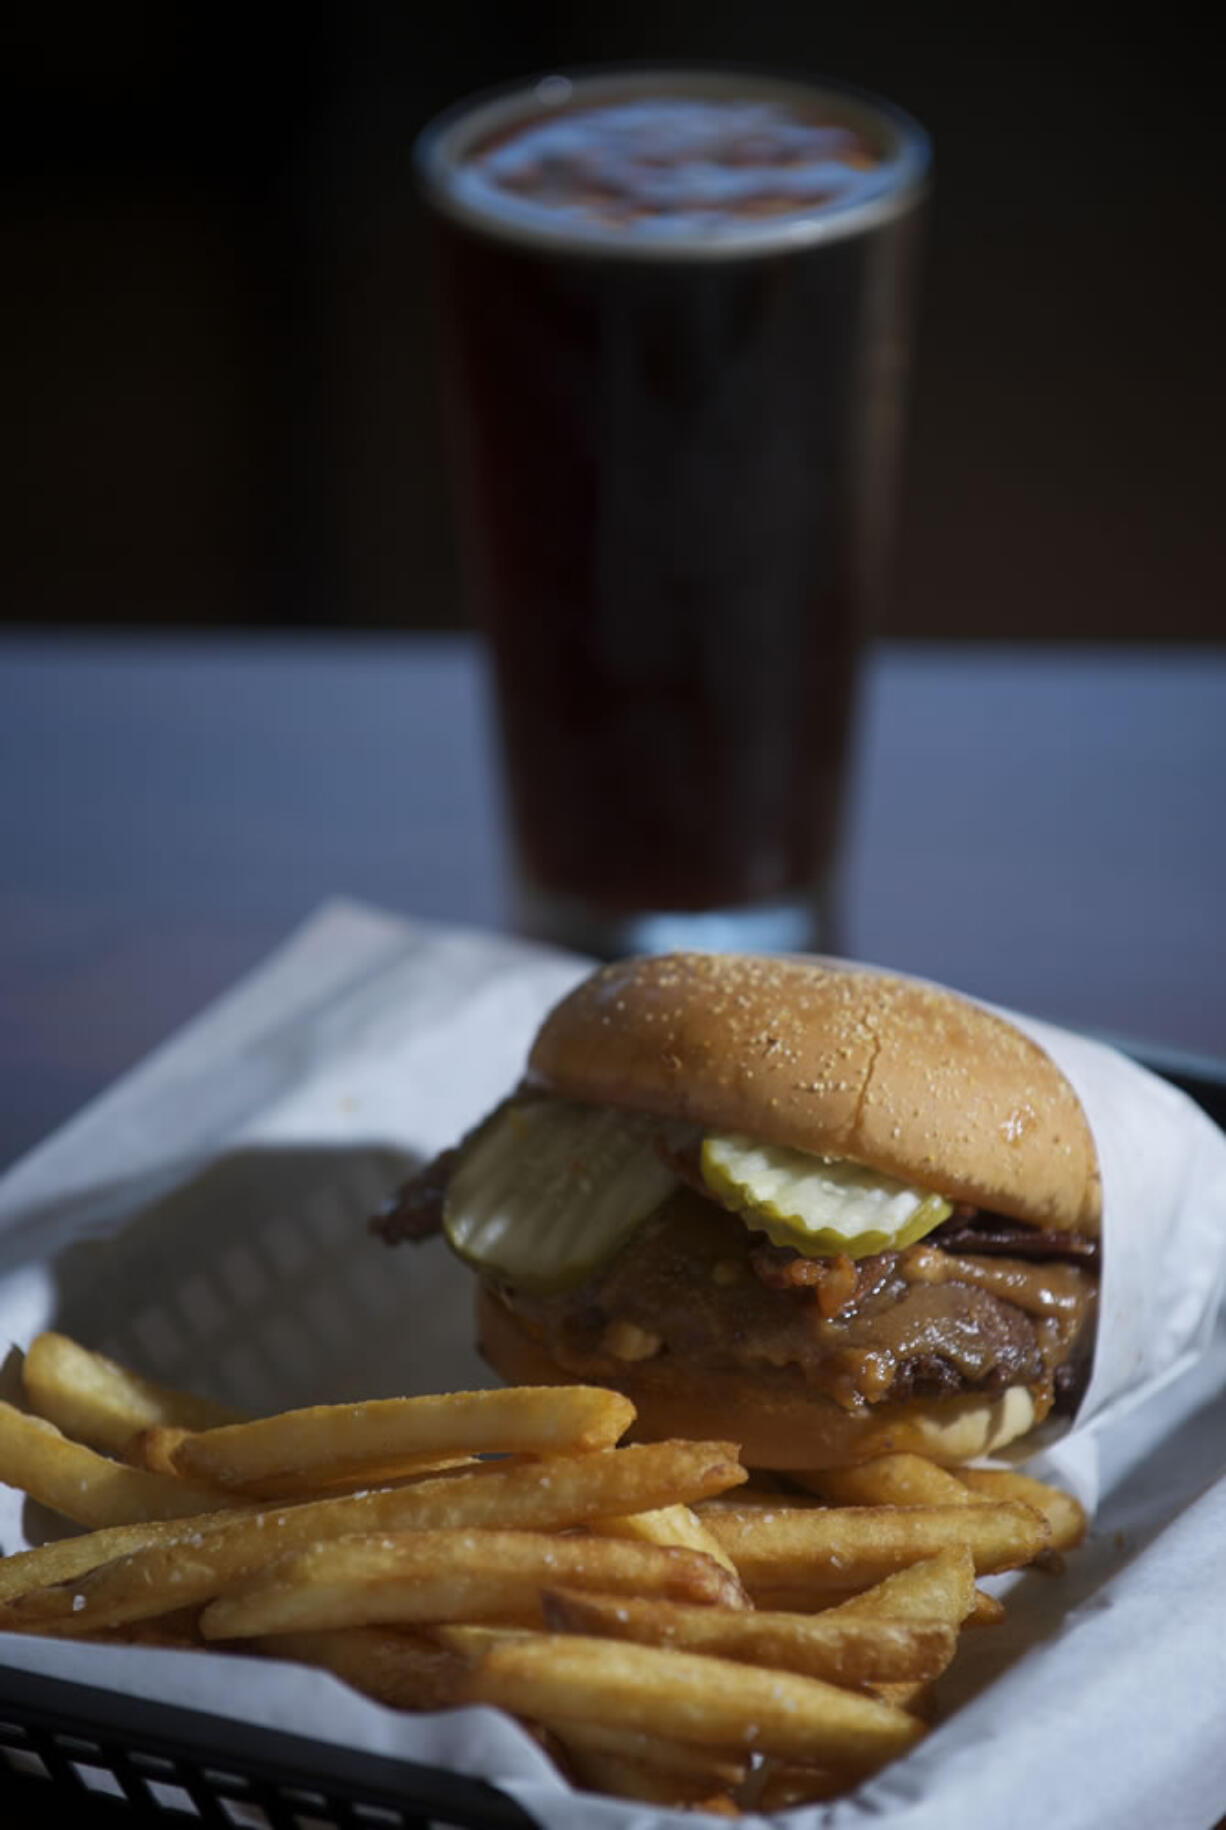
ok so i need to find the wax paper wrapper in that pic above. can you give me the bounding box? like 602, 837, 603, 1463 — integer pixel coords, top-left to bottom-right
2, 899, 1225, 1830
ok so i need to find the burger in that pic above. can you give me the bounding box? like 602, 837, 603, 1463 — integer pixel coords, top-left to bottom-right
374, 953, 1101, 1468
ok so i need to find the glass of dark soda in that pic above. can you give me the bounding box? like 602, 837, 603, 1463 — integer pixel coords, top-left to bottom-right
418, 68, 930, 957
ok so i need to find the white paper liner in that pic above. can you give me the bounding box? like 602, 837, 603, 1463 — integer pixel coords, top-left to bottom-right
1, 899, 1225, 1829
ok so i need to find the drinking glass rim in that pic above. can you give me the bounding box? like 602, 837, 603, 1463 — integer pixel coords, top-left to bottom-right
415, 62, 932, 261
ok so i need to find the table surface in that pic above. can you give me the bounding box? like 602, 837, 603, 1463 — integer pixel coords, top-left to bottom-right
2, 632, 1224, 1174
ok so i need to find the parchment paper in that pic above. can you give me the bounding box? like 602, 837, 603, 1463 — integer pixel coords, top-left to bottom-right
2, 899, 1225, 1829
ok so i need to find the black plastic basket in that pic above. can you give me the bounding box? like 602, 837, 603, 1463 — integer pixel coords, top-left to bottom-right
3, 1048, 1225, 1827
0, 1664, 536, 1826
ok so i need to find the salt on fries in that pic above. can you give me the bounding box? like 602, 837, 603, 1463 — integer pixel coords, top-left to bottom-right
803, 1451, 1087, 1558
0, 1331, 1086, 1814
702, 1498, 1049, 1597
0, 1437, 745, 1633
167, 1384, 637, 1492
586, 1499, 740, 1576
446, 1630, 927, 1770
200, 1529, 744, 1639
538, 1587, 958, 1686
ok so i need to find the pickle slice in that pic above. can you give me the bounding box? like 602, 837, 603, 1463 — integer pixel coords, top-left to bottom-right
700, 1133, 951, 1259
444, 1098, 682, 1291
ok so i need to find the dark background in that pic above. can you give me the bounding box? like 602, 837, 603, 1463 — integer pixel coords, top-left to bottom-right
5, 3, 1223, 640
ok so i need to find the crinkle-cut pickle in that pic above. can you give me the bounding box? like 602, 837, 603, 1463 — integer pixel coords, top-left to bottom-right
700, 1133, 951, 1260
443, 1099, 680, 1291
444, 1098, 950, 1289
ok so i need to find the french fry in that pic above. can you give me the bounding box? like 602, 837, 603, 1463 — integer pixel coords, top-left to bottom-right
817, 1544, 984, 1708
743, 1760, 847, 1811
821, 1547, 978, 1626
541, 1717, 746, 1794
558, 1729, 742, 1809
586, 1502, 740, 1577
814, 1552, 1004, 1635
956, 1467, 1087, 1555
967, 1589, 1007, 1626
200, 1531, 742, 1641
541, 1587, 958, 1686
0, 1518, 213, 1605
253, 1626, 469, 1711
22, 1332, 243, 1455
459, 1633, 926, 1769
705, 1501, 1048, 1596
122, 1426, 193, 1476
800, 1454, 974, 1509
0, 1440, 745, 1635
123, 1425, 475, 1500
805, 1456, 1085, 1557
0, 1337, 1086, 1818
783, 1469, 994, 1706
746, 1579, 1004, 1628
0, 1401, 238, 1528
170, 1386, 637, 1492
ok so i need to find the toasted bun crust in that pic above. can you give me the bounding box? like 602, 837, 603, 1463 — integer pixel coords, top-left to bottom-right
477, 1286, 1040, 1469
528, 952, 1101, 1235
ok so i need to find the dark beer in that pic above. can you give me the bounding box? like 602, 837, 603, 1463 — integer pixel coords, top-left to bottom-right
419, 73, 929, 952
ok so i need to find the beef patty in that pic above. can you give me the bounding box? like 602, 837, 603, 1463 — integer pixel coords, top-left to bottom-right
491, 1188, 1097, 1416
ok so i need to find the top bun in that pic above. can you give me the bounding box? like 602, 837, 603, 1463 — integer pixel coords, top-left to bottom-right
527, 953, 1101, 1235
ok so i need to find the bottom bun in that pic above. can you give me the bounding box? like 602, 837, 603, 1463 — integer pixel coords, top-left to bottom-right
477, 1286, 1040, 1470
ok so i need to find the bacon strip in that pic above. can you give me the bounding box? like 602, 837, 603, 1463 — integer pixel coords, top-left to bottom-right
369, 1149, 456, 1245
929, 1213, 1098, 1267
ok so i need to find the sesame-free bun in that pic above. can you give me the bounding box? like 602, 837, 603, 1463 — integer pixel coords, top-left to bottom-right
476, 1286, 1040, 1469
528, 952, 1101, 1235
